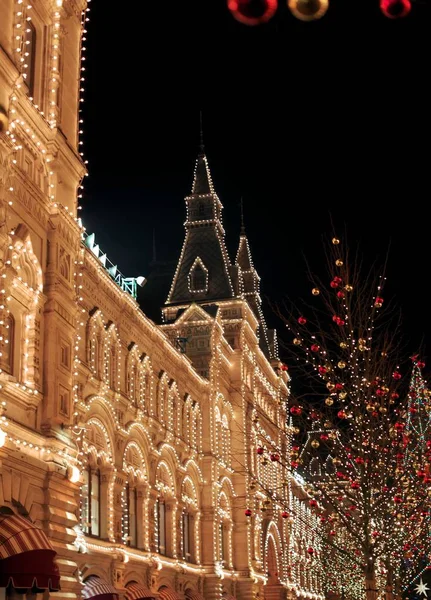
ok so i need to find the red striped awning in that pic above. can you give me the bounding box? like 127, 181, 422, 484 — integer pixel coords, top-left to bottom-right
126, 582, 158, 600
0, 513, 60, 591
185, 590, 204, 600
158, 588, 181, 600
83, 577, 119, 600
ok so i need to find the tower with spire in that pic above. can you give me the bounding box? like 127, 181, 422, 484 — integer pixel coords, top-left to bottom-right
162, 124, 279, 375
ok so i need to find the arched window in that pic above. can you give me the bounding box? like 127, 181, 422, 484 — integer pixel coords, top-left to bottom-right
25, 21, 37, 97
182, 511, 192, 561
156, 498, 166, 555
190, 265, 206, 292
82, 466, 100, 537
126, 482, 138, 547
1, 313, 15, 375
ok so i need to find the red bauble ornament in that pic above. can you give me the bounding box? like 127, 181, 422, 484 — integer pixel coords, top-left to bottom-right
281, 511, 289, 518
335, 383, 344, 390
392, 371, 402, 380
337, 410, 346, 419
394, 422, 404, 431
307, 547, 314, 555
391, 392, 400, 400
330, 530, 336, 536
318, 366, 327, 375
351, 481, 360, 489
330, 280, 339, 288
227, 0, 278, 25
309, 499, 318, 507
310, 344, 320, 352
337, 290, 345, 299
394, 495, 403, 503
380, 0, 411, 19
375, 296, 384, 307
355, 457, 365, 464
290, 405, 302, 416
376, 388, 385, 397
281, 364, 288, 371
270, 453, 280, 462
418, 360, 426, 369
257, 446, 265, 455
245, 508, 252, 516
298, 316, 307, 325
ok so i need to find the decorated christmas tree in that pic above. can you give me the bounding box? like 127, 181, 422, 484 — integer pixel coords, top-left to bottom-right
270, 235, 431, 600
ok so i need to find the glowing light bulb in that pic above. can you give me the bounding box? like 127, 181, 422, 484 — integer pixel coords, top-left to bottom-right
380, 0, 411, 18
288, 0, 328, 21
227, 0, 277, 25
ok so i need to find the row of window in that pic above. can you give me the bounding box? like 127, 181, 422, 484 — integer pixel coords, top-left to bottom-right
81, 468, 228, 564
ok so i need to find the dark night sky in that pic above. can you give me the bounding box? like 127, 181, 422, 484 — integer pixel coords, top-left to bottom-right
81, 0, 431, 359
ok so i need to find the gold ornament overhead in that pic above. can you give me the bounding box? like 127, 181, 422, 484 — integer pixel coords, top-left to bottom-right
332, 237, 340, 245
335, 259, 343, 267
325, 397, 334, 406
288, 0, 329, 21
311, 439, 320, 449
312, 287, 320, 296
345, 284, 353, 292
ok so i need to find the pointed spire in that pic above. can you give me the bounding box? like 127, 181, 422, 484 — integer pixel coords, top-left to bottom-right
240, 197, 245, 235
191, 112, 215, 195
199, 110, 205, 156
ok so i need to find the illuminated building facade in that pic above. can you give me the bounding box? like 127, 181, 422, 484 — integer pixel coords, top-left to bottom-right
0, 1, 324, 599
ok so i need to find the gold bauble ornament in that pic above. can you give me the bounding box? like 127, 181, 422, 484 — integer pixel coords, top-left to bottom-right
332, 237, 340, 245
325, 397, 334, 406
327, 382, 335, 390
324, 420, 332, 428
328, 432, 337, 440
345, 284, 353, 292
359, 345, 366, 351
335, 259, 343, 267
381, 351, 388, 358
339, 391, 347, 400
340, 342, 348, 349
311, 440, 320, 449
358, 338, 366, 345
287, 0, 329, 21
312, 287, 320, 296
293, 338, 301, 345
338, 361, 346, 369
366, 404, 375, 412
379, 407, 387, 413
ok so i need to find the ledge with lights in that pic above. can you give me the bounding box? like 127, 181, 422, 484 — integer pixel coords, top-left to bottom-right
227, 0, 413, 24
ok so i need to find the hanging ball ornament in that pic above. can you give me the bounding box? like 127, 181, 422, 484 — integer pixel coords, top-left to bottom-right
228, 0, 278, 25
293, 337, 302, 346
325, 397, 334, 406
380, 0, 411, 19
332, 237, 340, 245
335, 259, 343, 267
311, 439, 320, 449
312, 287, 320, 296
338, 361, 346, 369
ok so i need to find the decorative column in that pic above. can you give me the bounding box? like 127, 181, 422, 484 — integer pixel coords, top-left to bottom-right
136, 481, 149, 551
203, 576, 223, 600
100, 465, 115, 541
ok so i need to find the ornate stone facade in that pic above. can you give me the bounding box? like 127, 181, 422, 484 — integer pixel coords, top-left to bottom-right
0, 2, 324, 600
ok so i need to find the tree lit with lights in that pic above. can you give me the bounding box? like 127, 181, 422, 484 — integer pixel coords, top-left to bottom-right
271, 236, 431, 600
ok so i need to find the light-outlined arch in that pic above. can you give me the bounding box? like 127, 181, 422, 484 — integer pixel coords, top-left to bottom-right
103, 322, 122, 391
7, 223, 43, 292
191, 402, 202, 452
86, 309, 105, 377
183, 458, 204, 485
126, 343, 141, 405
264, 522, 283, 583
156, 460, 175, 497
157, 371, 170, 425
84, 396, 117, 448
123, 440, 148, 481
139, 355, 154, 413
169, 380, 182, 433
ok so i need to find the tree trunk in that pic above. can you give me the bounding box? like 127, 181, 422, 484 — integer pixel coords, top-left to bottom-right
365, 567, 379, 600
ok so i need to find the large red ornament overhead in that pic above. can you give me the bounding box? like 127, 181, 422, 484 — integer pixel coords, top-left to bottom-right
227, 0, 278, 25
380, 0, 411, 18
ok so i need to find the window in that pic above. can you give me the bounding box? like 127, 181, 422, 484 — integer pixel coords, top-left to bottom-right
182, 512, 191, 561
190, 265, 207, 292
1, 314, 14, 375
126, 483, 138, 547
82, 467, 100, 536
59, 386, 70, 417
25, 21, 37, 97
157, 499, 166, 555
219, 522, 225, 562
60, 342, 70, 369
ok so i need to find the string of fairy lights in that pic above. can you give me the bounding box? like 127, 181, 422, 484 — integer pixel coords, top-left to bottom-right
227, 0, 414, 25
